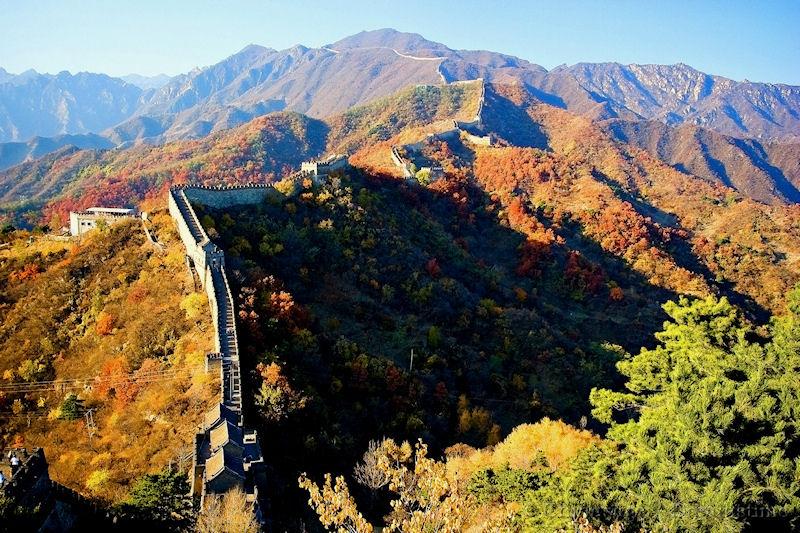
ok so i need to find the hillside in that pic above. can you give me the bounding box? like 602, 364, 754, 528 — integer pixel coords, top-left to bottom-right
0, 216, 217, 501
0, 82, 482, 227
0, 133, 113, 172
196, 169, 661, 527
603, 119, 800, 204
191, 158, 800, 528
357, 83, 800, 315
0, 112, 329, 226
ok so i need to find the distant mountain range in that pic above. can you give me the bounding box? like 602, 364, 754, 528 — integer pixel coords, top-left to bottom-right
0, 28, 798, 196
0, 70, 144, 143
120, 73, 172, 90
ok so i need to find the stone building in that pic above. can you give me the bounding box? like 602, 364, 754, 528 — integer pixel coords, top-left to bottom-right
69, 207, 138, 237
191, 402, 265, 514
300, 154, 349, 177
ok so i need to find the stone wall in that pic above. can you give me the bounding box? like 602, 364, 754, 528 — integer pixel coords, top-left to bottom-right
391, 147, 413, 178
168, 187, 228, 359
169, 184, 279, 404
182, 184, 279, 209
168, 187, 210, 278
300, 154, 348, 176
169, 184, 269, 519
69, 210, 138, 237
464, 132, 493, 146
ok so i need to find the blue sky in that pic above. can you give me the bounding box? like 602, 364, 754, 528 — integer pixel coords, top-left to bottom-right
1, 0, 798, 84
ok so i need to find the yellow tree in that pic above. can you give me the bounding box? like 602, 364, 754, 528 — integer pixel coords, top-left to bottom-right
196, 487, 260, 533
300, 438, 476, 533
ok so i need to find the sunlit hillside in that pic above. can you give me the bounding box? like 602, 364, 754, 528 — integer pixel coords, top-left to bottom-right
0, 215, 217, 501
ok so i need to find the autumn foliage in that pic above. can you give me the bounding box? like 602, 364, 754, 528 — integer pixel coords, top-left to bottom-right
95, 311, 116, 335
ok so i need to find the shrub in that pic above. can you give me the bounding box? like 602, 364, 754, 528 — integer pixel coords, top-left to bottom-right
179, 293, 206, 321
96, 311, 116, 336
58, 393, 84, 420
85, 469, 111, 493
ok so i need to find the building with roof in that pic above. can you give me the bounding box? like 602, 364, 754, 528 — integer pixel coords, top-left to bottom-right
191, 402, 265, 517
204, 402, 239, 429
204, 448, 246, 494
69, 207, 138, 237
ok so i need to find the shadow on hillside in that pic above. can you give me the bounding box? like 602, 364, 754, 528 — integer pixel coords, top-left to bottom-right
218, 168, 681, 417
591, 168, 770, 323
735, 138, 800, 203
209, 169, 702, 529
481, 86, 550, 149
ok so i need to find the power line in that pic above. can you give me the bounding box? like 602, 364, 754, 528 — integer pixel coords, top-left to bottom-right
0, 364, 208, 395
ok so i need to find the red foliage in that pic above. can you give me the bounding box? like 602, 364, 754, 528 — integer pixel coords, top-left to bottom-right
126, 285, 149, 304
426, 258, 441, 278
96, 357, 140, 406
385, 365, 404, 393
516, 239, 551, 278
582, 202, 654, 255
95, 312, 116, 336
564, 251, 605, 294
9, 263, 40, 282
474, 147, 553, 194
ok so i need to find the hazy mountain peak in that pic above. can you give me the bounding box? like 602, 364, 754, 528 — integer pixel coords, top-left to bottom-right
121, 73, 173, 90
238, 43, 272, 55
329, 28, 451, 54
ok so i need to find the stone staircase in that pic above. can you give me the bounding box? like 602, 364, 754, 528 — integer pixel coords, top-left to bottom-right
173, 189, 207, 244
210, 258, 241, 411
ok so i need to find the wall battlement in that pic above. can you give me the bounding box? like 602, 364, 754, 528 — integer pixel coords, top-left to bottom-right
169, 183, 275, 518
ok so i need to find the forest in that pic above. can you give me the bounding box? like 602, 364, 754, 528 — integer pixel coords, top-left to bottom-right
196, 165, 800, 531
0, 216, 218, 502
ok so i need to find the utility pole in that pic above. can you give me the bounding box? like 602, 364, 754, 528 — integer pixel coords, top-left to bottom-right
84, 409, 96, 441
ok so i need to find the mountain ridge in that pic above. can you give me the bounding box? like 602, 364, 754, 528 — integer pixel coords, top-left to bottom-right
1, 28, 797, 150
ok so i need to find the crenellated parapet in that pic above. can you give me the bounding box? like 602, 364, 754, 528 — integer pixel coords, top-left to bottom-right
169, 182, 278, 521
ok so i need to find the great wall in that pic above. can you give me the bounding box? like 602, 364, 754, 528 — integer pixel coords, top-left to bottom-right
390, 79, 492, 181
168, 184, 267, 518
167, 155, 349, 522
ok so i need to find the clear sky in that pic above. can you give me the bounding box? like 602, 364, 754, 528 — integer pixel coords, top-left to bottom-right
1, 0, 798, 84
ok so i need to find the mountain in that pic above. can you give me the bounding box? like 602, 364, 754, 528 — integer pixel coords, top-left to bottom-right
0, 70, 144, 142
603, 119, 800, 204
1, 29, 798, 170
0, 133, 113, 171
109, 30, 799, 145
3, 72, 800, 530
2, 78, 797, 313
104, 34, 450, 144
120, 73, 173, 90
542, 62, 800, 141
0, 81, 480, 221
